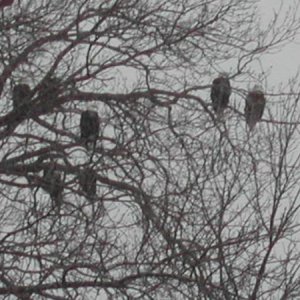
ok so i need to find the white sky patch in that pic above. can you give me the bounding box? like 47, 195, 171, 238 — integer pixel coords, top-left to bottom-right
258, 0, 300, 87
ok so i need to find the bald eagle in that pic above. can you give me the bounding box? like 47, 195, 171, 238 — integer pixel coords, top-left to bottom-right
79, 168, 97, 200
80, 110, 100, 149
245, 86, 266, 130
211, 75, 231, 117
12, 84, 31, 112
41, 167, 63, 210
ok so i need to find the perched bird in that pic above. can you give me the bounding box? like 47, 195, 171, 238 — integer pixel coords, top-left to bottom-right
210, 74, 231, 117
41, 165, 63, 210
8, 83, 32, 130
79, 168, 97, 201
245, 85, 266, 130
12, 83, 32, 112
80, 108, 100, 149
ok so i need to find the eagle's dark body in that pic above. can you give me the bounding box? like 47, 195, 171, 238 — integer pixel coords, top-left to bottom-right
42, 167, 63, 209
79, 168, 97, 200
80, 110, 100, 149
211, 76, 231, 116
245, 88, 266, 130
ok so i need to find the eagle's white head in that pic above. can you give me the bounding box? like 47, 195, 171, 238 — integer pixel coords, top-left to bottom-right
86, 103, 98, 112
219, 72, 229, 79
252, 85, 264, 93
14, 78, 31, 89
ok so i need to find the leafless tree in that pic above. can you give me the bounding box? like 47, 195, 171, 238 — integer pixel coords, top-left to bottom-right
0, 0, 300, 299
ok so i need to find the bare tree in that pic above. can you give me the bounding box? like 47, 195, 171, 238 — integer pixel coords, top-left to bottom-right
0, 0, 300, 299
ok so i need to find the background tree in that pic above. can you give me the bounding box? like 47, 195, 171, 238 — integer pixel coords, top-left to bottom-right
0, 0, 300, 299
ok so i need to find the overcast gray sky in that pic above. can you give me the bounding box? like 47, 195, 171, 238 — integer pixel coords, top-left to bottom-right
259, 0, 300, 87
